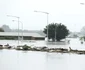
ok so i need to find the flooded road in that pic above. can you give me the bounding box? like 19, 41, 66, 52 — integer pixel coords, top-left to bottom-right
0, 38, 85, 70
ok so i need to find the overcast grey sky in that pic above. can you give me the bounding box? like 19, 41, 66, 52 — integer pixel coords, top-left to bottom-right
0, 0, 85, 32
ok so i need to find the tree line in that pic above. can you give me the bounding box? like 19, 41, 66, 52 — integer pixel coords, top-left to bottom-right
0, 28, 4, 32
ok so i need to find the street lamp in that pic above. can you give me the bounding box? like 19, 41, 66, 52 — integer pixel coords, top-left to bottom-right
80, 2, 85, 43
7, 15, 20, 45
12, 20, 23, 42
34, 10, 49, 41
55, 23, 57, 42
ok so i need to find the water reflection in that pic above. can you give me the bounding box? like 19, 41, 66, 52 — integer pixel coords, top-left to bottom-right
0, 49, 85, 70
46, 53, 68, 70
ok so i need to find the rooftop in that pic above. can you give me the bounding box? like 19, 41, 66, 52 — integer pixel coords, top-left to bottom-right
0, 32, 45, 38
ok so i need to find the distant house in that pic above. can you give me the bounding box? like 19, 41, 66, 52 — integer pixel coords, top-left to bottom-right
0, 32, 45, 40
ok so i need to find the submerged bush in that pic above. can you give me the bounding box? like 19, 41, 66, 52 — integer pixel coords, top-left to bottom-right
22, 44, 31, 50
16, 47, 21, 50
0, 45, 3, 49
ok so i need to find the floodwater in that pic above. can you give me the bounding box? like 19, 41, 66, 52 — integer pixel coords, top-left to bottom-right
0, 38, 85, 70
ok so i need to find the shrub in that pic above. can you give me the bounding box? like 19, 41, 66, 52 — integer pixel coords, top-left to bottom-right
22, 44, 31, 50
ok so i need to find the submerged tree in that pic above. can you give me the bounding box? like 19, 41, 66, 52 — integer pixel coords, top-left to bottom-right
43, 23, 69, 41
